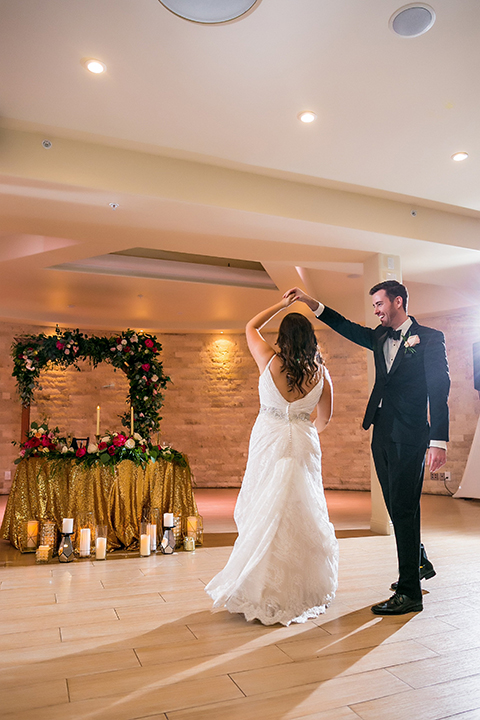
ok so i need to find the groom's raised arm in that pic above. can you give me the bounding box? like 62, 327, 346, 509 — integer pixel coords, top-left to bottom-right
284, 287, 376, 351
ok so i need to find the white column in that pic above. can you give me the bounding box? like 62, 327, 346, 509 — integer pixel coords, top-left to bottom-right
363, 254, 401, 535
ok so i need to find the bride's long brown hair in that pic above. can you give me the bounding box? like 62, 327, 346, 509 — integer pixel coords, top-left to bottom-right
276, 313, 323, 395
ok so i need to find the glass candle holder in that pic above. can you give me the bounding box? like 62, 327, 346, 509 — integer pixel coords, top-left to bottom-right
173, 515, 183, 549
183, 536, 195, 552
20, 520, 40, 552
140, 521, 151, 556
40, 520, 57, 553
58, 533, 74, 562
149, 508, 159, 553
95, 525, 108, 560
77, 511, 94, 557
36, 545, 53, 563
184, 515, 203, 545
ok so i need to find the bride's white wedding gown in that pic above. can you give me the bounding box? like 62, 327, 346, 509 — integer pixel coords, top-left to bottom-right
205, 356, 339, 626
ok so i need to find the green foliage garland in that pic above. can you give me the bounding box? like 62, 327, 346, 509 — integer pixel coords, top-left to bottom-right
12, 327, 170, 438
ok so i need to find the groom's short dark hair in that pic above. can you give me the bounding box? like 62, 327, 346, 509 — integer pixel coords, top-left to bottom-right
369, 280, 408, 311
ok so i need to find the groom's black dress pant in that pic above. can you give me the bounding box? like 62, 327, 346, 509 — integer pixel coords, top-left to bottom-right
371, 408, 428, 601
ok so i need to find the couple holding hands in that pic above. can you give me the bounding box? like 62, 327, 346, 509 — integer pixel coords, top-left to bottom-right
206, 280, 450, 625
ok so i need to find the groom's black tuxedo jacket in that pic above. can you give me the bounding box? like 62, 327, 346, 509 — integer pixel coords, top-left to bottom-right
319, 307, 450, 446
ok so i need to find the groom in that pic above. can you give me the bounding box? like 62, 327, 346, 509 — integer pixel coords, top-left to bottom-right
286, 281, 450, 614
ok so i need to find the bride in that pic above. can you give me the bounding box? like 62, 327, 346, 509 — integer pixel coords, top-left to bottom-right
205, 294, 339, 626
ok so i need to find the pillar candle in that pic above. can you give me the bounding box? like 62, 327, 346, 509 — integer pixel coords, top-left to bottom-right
96, 405, 100, 435
62, 518, 74, 534
148, 523, 157, 551
163, 513, 174, 528
140, 533, 150, 556
26, 520, 39, 548
95, 536, 107, 560
130, 406, 134, 436
186, 516, 197, 537
79, 528, 91, 556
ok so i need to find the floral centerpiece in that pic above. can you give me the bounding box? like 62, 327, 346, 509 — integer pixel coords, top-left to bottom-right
12, 327, 170, 437
14, 421, 65, 463
14, 422, 187, 469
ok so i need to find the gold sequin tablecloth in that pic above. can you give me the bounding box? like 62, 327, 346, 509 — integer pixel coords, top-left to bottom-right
1, 457, 198, 551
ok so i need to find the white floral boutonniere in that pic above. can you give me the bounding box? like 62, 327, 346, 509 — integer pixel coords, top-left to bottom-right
403, 333, 420, 353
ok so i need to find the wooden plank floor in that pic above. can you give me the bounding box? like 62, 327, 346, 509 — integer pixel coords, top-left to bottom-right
0, 491, 479, 720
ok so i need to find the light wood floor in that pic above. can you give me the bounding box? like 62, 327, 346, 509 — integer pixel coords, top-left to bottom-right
0, 490, 479, 720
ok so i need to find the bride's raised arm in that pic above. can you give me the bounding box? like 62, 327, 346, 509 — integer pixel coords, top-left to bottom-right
245, 295, 296, 372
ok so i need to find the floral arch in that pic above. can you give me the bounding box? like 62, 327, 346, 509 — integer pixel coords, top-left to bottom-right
12, 327, 170, 438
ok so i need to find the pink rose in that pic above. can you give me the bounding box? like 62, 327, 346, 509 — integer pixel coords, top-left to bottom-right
113, 434, 126, 447
41, 436, 50, 447
145, 338, 154, 348
76, 447, 86, 458
141, 363, 150, 372
56, 341, 64, 350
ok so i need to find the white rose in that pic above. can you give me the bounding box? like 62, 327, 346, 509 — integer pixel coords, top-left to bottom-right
65, 349, 70, 355
116, 344, 123, 351
405, 334, 420, 348
131, 334, 138, 343
121, 339, 127, 345
68, 447, 75, 453
144, 396, 148, 401
152, 374, 158, 382
42, 447, 49, 453
125, 438, 135, 449
101, 436, 110, 443
61, 446, 68, 454
133, 432, 142, 441
37, 427, 45, 434
87, 443, 98, 454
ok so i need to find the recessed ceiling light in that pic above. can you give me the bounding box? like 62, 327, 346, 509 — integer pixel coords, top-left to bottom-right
389, 4, 436, 38
298, 111, 316, 123
158, 0, 259, 24
451, 152, 468, 162
82, 58, 107, 74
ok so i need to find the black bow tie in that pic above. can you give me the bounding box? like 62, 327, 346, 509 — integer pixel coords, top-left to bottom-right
387, 327, 402, 340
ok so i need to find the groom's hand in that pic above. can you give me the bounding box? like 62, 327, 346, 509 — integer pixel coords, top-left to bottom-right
283, 287, 319, 312
426, 447, 447, 473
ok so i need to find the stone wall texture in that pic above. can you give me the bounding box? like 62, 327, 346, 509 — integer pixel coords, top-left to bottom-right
1, 308, 479, 495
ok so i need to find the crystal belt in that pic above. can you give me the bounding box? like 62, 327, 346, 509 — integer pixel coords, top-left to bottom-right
259, 405, 311, 423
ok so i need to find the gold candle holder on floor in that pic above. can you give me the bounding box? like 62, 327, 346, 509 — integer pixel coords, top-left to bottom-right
36, 545, 53, 563
20, 520, 40, 553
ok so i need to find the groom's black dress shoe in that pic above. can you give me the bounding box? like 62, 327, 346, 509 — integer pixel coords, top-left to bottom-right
390, 558, 436, 591
371, 593, 423, 615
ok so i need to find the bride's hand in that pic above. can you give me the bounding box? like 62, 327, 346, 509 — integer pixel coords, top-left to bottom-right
281, 293, 297, 308
284, 287, 318, 311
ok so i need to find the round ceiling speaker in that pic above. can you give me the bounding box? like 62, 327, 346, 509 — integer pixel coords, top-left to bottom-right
158, 0, 260, 24
389, 4, 436, 37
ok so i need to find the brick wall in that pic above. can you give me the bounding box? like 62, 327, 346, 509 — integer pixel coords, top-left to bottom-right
1, 309, 479, 494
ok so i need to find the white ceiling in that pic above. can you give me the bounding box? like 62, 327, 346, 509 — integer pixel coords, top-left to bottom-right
1, 0, 480, 331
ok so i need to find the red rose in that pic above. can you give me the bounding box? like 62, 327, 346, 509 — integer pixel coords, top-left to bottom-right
76, 447, 86, 458
56, 341, 64, 350
98, 441, 107, 451
29, 437, 41, 448
145, 339, 154, 348
141, 363, 150, 372
113, 434, 126, 447
108, 446, 116, 456
141, 444, 147, 452
41, 436, 50, 447
124, 346, 130, 352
